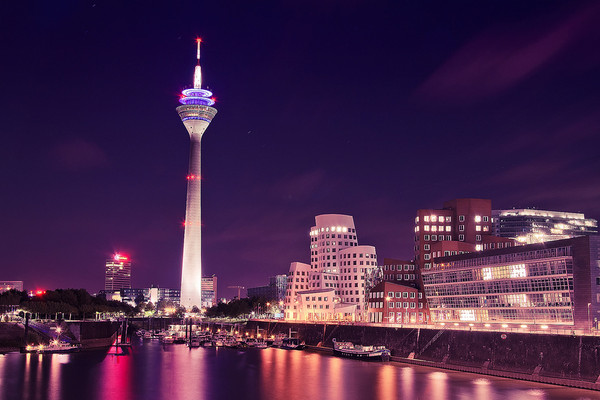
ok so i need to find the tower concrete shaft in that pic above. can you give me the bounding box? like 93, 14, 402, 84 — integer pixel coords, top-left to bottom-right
176, 40, 217, 309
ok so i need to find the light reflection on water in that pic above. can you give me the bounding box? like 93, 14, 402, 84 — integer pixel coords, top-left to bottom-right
1, 341, 600, 400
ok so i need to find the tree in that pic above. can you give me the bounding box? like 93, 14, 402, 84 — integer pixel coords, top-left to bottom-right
191, 305, 200, 314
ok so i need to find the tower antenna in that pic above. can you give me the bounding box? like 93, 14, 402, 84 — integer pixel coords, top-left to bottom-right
194, 38, 202, 89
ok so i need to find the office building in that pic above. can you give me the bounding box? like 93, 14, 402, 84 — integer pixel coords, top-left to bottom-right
422, 236, 600, 330
201, 275, 217, 308
105, 253, 131, 291
415, 198, 514, 271
248, 275, 287, 302
493, 208, 598, 244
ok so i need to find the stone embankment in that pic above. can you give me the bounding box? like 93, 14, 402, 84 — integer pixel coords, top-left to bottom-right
246, 320, 600, 391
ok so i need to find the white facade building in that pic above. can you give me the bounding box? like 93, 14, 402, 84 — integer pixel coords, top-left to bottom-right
285, 214, 377, 321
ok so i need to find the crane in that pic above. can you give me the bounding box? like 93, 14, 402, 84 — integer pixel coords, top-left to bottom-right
227, 286, 245, 300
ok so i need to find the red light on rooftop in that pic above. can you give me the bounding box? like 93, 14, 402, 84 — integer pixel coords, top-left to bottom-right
35, 290, 46, 296
114, 253, 129, 261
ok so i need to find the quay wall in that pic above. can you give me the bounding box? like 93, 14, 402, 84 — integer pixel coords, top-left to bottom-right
245, 320, 600, 390
66, 321, 120, 349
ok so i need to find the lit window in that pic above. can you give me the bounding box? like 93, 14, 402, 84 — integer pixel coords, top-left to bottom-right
424, 225, 430, 231
476, 225, 481, 231
424, 216, 429, 222
431, 215, 437, 222
445, 226, 451, 232
475, 215, 481, 223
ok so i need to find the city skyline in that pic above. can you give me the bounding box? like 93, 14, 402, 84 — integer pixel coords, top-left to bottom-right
1, 1, 600, 297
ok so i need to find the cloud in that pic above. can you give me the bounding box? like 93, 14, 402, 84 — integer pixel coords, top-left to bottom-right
50, 139, 109, 170
416, 3, 600, 104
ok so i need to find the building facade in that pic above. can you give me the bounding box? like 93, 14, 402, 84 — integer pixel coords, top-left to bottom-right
493, 208, 598, 244
422, 236, 600, 330
247, 275, 287, 302
105, 253, 131, 291
120, 287, 180, 306
368, 281, 429, 324
201, 275, 217, 308
285, 214, 378, 322
415, 199, 514, 271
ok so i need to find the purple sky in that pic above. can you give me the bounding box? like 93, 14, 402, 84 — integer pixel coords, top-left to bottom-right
1, 1, 599, 298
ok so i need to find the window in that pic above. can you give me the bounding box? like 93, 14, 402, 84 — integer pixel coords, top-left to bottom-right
424, 254, 431, 260
403, 292, 409, 298
424, 235, 430, 241
431, 215, 437, 222
445, 216, 451, 222
475, 215, 481, 223
424, 216, 429, 222
476, 225, 481, 232
424, 244, 430, 251
432, 235, 437, 241
446, 226, 451, 232
424, 225, 430, 231
459, 234, 464, 241
483, 216, 489, 222
459, 225, 464, 232
459, 215, 465, 222
476, 235, 481, 241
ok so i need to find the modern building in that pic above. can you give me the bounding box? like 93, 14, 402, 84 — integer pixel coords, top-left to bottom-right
201, 275, 217, 308
368, 281, 429, 324
104, 253, 131, 291
493, 208, 598, 244
247, 275, 287, 302
285, 214, 378, 322
415, 199, 514, 271
120, 287, 180, 306
177, 39, 218, 309
422, 236, 600, 330
0, 281, 23, 293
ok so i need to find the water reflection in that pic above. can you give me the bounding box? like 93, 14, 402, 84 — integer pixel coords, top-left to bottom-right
1, 343, 600, 400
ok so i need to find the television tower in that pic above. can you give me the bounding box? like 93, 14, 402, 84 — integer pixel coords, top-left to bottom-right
176, 38, 217, 309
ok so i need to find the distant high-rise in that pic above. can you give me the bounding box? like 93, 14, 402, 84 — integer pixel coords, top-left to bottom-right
177, 39, 218, 309
105, 253, 131, 291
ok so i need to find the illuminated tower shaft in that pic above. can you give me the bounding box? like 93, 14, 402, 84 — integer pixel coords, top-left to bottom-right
177, 39, 217, 309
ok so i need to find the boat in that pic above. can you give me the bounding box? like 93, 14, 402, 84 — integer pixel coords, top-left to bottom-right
188, 337, 201, 348
161, 336, 175, 344
245, 338, 267, 349
25, 341, 80, 354
281, 337, 305, 350
332, 339, 390, 361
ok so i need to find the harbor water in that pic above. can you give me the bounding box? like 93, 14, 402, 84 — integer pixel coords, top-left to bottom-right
1, 341, 599, 400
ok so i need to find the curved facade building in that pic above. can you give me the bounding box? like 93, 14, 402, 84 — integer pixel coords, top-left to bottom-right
286, 214, 377, 321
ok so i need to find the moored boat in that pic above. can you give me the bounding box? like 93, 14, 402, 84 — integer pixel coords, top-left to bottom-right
332, 339, 390, 361
281, 337, 305, 350
25, 341, 81, 354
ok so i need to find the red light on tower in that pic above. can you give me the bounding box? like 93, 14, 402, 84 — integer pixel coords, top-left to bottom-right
196, 37, 202, 44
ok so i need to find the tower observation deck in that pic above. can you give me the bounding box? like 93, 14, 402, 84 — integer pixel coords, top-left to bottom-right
177, 39, 217, 309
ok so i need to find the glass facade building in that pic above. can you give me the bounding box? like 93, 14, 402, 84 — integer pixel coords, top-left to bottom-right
422, 236, 600, 330
492, 208, 598, 244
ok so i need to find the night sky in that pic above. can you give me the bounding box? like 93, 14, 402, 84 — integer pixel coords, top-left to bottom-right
2, 1, 600, 298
